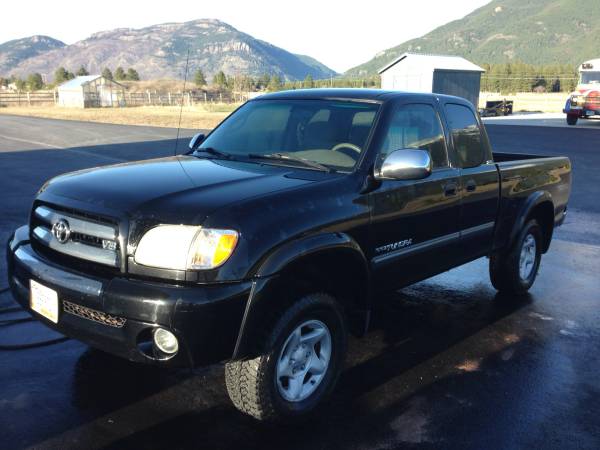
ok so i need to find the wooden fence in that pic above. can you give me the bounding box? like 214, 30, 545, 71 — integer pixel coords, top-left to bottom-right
0, 91, 56, 106
121, 90, 247, 106
0, 90, 247, 107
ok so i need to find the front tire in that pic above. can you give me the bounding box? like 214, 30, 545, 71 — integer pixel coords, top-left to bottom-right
567, 114, 578, 126
490, 219, 543, 295
225, 293, 347, 422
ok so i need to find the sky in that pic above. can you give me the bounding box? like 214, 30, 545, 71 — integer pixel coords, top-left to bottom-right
1, 0, 492, 72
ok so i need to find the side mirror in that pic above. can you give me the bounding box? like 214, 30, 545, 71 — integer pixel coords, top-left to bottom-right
188, 133, 205, 151
374, 149, 432, 181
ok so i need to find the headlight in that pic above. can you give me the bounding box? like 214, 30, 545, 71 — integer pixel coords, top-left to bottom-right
134, 225, 238, 270
572, 95, 584, 104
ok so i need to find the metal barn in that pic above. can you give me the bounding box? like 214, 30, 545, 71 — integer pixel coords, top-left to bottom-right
379, 53, 485, 107
57, 75, 125, 108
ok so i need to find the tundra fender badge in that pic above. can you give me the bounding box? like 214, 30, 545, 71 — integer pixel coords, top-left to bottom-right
375, 238, 413, 254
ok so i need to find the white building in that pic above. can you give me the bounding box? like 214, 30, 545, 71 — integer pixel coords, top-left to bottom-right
57, 75, 125, 108
379, 53, 485, 107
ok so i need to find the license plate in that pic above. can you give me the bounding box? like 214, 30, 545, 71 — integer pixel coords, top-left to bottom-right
30, 279, 59, 323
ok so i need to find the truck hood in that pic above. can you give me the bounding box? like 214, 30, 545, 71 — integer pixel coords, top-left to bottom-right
39, 155, 323, 223
574, 83, 600, 95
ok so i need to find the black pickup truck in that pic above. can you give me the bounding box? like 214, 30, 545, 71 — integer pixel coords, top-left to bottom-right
7, 89, 571, 421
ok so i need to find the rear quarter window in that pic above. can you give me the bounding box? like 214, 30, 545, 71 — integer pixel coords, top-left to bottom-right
445, 104, 484, 168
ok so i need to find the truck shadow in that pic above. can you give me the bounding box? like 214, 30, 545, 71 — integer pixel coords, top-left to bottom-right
64, 280, 531, 450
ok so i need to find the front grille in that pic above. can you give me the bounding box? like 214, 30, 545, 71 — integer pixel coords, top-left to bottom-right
30, 204, 120, 268
70, 231, 104, 248
31, 240, 120, 280
63, 300, 126, 328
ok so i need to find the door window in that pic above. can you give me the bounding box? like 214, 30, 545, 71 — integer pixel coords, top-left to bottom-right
381, 104, 448, 169
445, 104, 485, 168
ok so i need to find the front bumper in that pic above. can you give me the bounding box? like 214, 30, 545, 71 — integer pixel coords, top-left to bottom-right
564, 100, 600, 117
564, 108, 600, 117
6, 225, 252, 368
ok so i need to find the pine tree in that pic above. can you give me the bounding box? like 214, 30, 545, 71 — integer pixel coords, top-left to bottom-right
76, 66, 89, 76
267, 75, 283, 92
54, 67, 70, 84
259, 73, 271, 90
114, 67, 126, 81
524, 65, 535, 92
194, 69, 207, 87
302, 74, 314, 89
102, 68, 113, 80
15, 78, 26, 90
213, 71, 227, 89
126, 68, 140, 81
26, 73, 43, 90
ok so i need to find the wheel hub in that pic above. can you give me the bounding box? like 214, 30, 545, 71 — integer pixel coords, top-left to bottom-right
276, 319, 332, 402
519, 233, 537, 280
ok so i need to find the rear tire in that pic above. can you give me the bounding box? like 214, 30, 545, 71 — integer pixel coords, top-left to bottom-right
225, 293, 347, 422
490, 219, 543, 295
567, 114, 578, 126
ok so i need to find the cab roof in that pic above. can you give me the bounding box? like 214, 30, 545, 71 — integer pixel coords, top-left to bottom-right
255, 88, 468, 105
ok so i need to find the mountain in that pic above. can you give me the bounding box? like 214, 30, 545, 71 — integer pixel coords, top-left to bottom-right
0, 19, 337, 81
347, 0, 600, 76
0, 35, 65, 76
294, 54, 336, 79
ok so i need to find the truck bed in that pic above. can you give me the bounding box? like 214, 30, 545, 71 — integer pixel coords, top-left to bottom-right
492, 151, 572, 252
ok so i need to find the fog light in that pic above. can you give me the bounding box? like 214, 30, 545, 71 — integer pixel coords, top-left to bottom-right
153, 328, 179, 354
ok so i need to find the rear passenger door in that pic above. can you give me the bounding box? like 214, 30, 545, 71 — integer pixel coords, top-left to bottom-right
369, 100, 462, 292
442, 102, 499, 260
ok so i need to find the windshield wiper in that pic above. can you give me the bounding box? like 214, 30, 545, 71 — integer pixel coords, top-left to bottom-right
194, 147, 232, 159
247, 153, 333, 172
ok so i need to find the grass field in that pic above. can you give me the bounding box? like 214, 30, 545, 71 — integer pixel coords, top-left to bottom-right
0, 104, 239, 129
0, 92, 569, 129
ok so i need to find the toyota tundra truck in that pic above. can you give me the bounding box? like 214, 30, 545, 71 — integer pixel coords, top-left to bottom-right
6, 89, 571, 421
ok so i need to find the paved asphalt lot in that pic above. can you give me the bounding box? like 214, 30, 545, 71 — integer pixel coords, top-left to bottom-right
0, 115, 599, 449
484, 112, 600, 129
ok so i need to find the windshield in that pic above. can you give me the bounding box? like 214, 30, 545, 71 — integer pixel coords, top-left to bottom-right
581, 71, 600, 84
199, 99, 380, 171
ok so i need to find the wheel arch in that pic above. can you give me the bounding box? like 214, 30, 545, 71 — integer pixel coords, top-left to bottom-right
232, 233, 371, 360
510, 191, 555, 254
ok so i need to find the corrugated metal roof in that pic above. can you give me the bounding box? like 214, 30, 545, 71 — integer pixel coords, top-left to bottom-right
57, 75, 101, 89
378, 53, 485, 74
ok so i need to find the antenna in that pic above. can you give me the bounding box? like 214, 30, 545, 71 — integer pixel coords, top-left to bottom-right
174, 47, 191, 156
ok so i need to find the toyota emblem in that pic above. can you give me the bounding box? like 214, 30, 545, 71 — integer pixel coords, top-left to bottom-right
51, 219, 71, 244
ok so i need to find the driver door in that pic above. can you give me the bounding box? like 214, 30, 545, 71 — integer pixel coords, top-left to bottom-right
368, 99, 462, 293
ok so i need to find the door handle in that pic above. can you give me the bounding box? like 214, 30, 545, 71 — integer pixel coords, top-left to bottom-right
444, 182, 458, 197
465, 180, 477, 192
